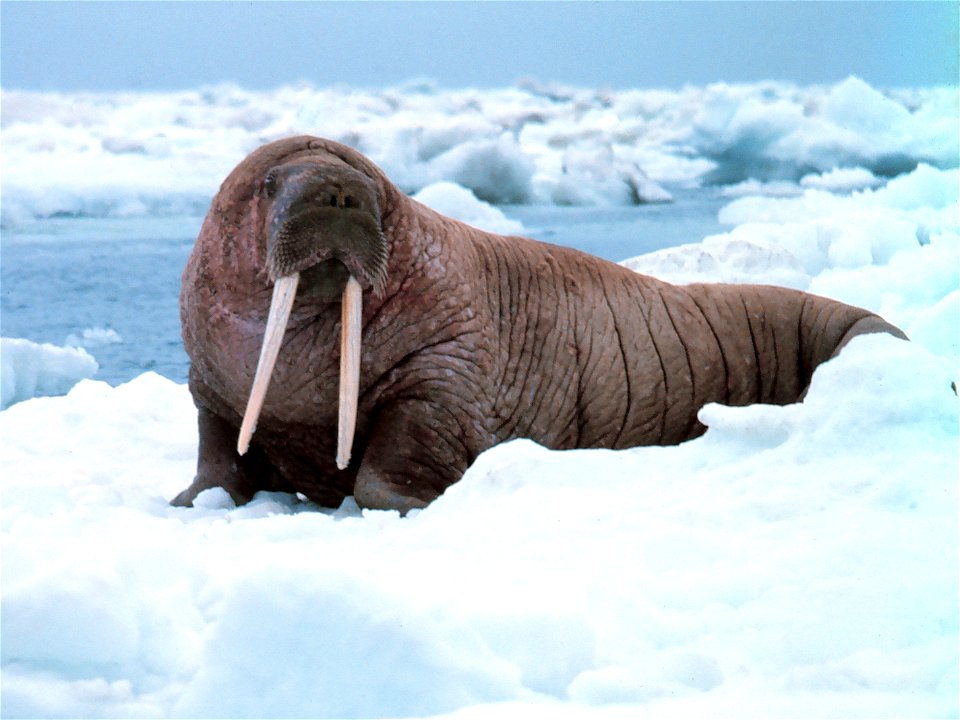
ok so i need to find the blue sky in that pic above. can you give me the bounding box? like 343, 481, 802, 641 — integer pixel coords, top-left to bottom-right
1, 1, 957, 91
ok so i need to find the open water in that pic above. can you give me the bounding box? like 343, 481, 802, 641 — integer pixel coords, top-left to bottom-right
0, 188, 728, 385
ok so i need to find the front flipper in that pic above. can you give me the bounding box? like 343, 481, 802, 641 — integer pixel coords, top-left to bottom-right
171, 406, 276, 507
353, 401, 474, 515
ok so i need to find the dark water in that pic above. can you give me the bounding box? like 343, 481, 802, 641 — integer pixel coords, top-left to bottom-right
0, 188, 727, 386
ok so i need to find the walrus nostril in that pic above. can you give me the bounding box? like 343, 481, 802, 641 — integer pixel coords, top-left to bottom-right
343, 196, 353, 208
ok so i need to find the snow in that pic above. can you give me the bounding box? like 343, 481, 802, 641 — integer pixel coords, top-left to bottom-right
2, 336, 956, 718
2, 76, 955, 227
1, 77, 958, 718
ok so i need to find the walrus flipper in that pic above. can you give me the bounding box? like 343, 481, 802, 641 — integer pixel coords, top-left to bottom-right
831, 314, 908, 358
171, 406, 275, 508
353, 400, 471, 514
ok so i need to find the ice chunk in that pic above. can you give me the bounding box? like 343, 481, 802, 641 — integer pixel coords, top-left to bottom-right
1, 337, 98, 409
413, 182, 525, 235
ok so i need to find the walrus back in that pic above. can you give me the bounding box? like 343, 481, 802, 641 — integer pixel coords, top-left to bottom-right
472, 234, 905, 453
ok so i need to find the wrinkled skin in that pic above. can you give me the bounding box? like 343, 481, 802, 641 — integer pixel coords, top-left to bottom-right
174, 136, 907, 514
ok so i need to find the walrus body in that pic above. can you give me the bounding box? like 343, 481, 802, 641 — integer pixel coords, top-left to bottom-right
174, 136, 905, 513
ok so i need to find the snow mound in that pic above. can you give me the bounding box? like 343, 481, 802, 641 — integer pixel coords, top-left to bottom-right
0, 337, 956, 718
0, 337, 99, 409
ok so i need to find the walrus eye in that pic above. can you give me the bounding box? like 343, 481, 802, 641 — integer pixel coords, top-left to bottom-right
263, 173, 278, 198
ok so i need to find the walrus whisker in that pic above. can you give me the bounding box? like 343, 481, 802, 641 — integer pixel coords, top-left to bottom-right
237, 273, 300, 456
337, 275, 362, 470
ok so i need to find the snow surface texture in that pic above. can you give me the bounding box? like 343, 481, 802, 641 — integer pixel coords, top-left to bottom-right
2, 79, 959, 718
1, 340, 957, 718
2, 76, 956, 226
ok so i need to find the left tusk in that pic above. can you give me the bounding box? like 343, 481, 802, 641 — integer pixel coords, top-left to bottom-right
237, 274, 300, 456
337, 276, 362, 470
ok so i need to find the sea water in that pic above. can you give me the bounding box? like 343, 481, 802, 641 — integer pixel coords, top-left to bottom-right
0, 190, 728, 386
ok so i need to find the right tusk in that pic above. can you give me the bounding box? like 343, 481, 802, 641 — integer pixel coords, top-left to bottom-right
336, 276, 362, 470
237, 273, 300, 456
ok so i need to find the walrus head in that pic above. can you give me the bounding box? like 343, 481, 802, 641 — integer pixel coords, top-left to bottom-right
237, 156, 388, 469
263, 161, 388, 299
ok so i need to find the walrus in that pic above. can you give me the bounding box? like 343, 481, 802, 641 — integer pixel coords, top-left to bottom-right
172, 136, 906, 513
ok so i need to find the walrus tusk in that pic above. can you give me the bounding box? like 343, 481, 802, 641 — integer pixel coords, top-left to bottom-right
336, 275, 362, 469
237, 272, 362, 470
237, 274, 300, 456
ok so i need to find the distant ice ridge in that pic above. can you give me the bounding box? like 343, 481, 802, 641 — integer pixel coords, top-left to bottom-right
2, 76, 955, 226
0, 338, 98, 409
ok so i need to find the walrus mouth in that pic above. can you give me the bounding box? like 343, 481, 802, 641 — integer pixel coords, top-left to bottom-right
267, 206, 388, 297
236, 272, 362, 470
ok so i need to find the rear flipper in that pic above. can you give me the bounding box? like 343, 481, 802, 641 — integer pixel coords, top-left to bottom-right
831, 314, 908, 359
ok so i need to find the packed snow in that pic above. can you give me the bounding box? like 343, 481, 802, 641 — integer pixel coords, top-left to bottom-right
1, 77, 958, 719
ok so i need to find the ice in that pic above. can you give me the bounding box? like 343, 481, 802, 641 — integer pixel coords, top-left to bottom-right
800, 166, 883, 192
2, 77, 956, 226
64, 326, 124, 349
426, 133, 534, 205
1, 77, 958, 719
0, 337, 99, 409
692, 77, 957, 185
413, 182, 525, 235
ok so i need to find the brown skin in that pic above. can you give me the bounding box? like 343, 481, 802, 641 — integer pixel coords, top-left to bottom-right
173, 136, 907, 513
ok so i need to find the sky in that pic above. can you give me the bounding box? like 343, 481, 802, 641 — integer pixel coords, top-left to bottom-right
1, 1, 958, 92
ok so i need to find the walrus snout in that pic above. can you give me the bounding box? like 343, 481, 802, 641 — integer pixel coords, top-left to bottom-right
264, 162, 388, 295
